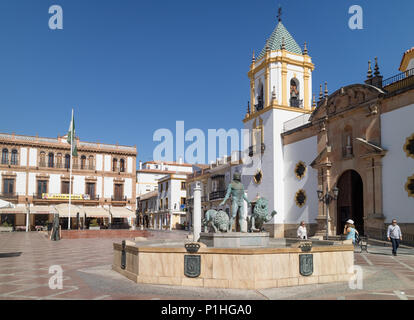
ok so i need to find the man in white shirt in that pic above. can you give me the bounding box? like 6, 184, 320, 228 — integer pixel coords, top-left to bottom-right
387, 219, 403, 256
297, 221, 307, 240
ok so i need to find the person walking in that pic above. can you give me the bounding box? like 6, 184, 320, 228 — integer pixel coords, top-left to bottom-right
387, 219, 403, 256
297, 221, 307, 240
344, 219, 359, 245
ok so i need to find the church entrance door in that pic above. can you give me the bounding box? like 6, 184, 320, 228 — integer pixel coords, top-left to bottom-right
336, 170, 364, 235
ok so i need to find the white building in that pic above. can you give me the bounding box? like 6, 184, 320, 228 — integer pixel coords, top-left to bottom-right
0, 132, 137, 230
240, 17, 414, 242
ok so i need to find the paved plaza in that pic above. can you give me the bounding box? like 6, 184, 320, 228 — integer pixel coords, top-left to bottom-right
0, 232, 414, 300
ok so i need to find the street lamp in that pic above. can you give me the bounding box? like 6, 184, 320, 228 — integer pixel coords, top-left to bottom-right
317, 185, 339, 240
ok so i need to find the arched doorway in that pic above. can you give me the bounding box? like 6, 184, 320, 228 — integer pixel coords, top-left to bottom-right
336, 170, 364, 235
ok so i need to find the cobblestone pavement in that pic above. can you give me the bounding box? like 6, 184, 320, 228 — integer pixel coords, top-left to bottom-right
0, 232, 413, 300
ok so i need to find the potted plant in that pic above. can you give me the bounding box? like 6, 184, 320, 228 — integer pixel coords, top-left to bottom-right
89, 219, 100, 230
0, 221, 13, 232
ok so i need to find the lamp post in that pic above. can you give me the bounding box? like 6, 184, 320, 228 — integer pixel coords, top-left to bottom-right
317, 185, 339, 240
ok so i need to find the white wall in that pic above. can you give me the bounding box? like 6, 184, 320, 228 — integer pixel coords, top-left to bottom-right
283, 135, 318, 224
15, 172, 26, 195
104, 155, 111, 172
124, 178, 132, 199
96, 154, 103, 171
381, 104, 414, 223
20, 148, 27, 167
28, 173, 36, 195
49, 174, 61, 194
29, 148, 37, 167
96, 177, 103, 198
73, 175, 85, 195
104, 177, 113, 198
127, 157, 133, 173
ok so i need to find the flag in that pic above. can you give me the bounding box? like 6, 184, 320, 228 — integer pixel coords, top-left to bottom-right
67, 109, 78, 156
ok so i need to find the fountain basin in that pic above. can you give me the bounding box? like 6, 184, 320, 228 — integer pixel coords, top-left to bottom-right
113, 242, 354, 289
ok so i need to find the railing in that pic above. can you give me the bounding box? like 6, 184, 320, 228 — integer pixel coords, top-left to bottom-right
283, 113, 311, 132
0, 133, 136, 154
0, 192, 18, 200
382, 68, 414, 92
111, 195, 127, 202
209, 190, 226, 200
1, 159, 8, 165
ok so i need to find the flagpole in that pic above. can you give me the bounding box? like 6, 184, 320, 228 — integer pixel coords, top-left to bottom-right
68, 109, 74, 230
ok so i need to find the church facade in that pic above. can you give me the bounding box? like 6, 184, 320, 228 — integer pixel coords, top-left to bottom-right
241, 18, 414, 243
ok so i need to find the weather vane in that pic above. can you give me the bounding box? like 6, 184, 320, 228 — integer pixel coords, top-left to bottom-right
277, 5, 282, 22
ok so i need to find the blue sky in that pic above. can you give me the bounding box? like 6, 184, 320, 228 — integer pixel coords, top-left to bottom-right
0, 0, 413, 164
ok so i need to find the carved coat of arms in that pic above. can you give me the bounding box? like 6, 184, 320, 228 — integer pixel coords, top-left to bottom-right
299, 254, 313, 276
184, 255, 201, 278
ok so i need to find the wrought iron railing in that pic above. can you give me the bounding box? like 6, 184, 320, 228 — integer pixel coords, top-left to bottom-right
382, 68, 414, 89
209, 190, 226, 200
0, 192, 18, 200
112, 195, 127, 202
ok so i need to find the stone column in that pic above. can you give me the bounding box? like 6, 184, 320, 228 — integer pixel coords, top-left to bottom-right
193, 182, 202, 242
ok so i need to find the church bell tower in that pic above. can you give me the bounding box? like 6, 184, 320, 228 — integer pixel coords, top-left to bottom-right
242, 9, 315, 237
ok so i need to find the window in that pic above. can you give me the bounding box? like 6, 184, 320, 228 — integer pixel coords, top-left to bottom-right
37, 180, 48, 197
64, 154, 70, 169
160, 183, 163, 192
113, 158, 118, 172
290, 78, 301, 107
181, 182, 186, 190
120, 159, 125, 172
48, 153, 54, 168
80, 155, 86, 170
404, 133, 414, 159
180, 197, 186, 210
56, 153, 62, 168
1, 149, 8, 165
86, 183, 96, 199
343, 126, 353, 157
61, 181, 70, 194
165, 182, 168, 191
294, 161, 307, 180
39, 152, 46, 167
114, 183, 123, 201
295, 189, 307, 208
256, 81, 264, 111
2, 179, 14, 195
11, 149, 18, 165
88, 156, 94, 170
165, 197, 168, 209
159, 199, 163, 210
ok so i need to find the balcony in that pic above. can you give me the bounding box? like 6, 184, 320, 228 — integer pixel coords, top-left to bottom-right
111, 195, 127, 203
0, 192, 18, 201
209, 190, 226, 200
383, 68, 414, 93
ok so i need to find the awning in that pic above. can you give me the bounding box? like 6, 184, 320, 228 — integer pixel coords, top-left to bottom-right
0, 199, 15, 209
110, 207, 135, 218
55, 204, 84, 217
0, 207, 27, 214
84, 207, 110, 218
29, 206, 57, 215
